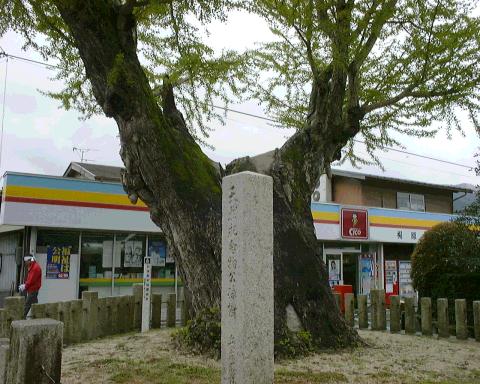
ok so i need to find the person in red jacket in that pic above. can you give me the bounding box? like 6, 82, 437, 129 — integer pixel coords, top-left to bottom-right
19, 255, 42, 318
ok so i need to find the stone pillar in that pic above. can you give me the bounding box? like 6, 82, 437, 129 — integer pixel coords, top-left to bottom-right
103, 297, 113, 337
110, 296, 121, 334
151, 294, 162, 329
0, 310, 6, 338
437, 298, 449, 338
344, 293, 354, 327
357, 295, 368, 329
120, 296, 131, 333
5, 319, 63, 384
221, 172, 274, 384
421, 297, 432, 336
96, 298, 107, 338
167, 293, 176, 328
45, 303, 59, 321
31, 303, 46, 320
4, 297, 25, 337
333, 293, 341, 313
370, 290, 378, 330
0, 338, 9, 384
473, 301, 480, 342
404, 297, 415, 335
69, 300, 83, 343
455, 299, 468, 340
133, 284, 143, 331
371, 289, 386, 331
125, 295, 135, 332
390, 295, 401, 333
82, 291, 99, 340
58, 301, 72, 345
181, 299, 187, 326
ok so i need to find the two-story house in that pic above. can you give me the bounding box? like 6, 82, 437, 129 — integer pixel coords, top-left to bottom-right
311, 169, 474, 301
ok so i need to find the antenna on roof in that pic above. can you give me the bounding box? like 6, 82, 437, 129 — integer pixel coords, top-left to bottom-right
73, 147, 97, 163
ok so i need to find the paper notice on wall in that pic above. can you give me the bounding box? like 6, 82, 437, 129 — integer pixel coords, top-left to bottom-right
102, 240, 121, 268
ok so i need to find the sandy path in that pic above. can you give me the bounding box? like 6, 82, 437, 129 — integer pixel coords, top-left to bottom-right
62, 329, 480, 383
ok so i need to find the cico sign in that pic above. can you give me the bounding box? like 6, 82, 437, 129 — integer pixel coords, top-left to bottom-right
341, 208, 369, 239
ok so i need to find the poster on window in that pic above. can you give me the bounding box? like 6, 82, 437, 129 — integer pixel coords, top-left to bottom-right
327, 256, 341, 287
384, 260, 398, 294
399, 261, 415, 298
124, 241, 143, 267
46, 246, 71, 279
102, 240, 121, 268
360, 255, 374, 295
148, 241, 166, 267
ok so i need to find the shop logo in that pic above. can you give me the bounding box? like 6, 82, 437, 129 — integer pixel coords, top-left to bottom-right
341, 208, 368, 239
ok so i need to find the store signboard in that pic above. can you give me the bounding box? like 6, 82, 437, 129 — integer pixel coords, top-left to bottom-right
341, 208, 368, 239
46, 246, 71, 279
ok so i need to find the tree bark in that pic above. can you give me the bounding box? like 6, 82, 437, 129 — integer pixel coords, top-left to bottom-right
52, 0, 361, 349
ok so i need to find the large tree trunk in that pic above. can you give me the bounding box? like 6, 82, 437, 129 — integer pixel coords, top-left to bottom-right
52, 0, 361, 349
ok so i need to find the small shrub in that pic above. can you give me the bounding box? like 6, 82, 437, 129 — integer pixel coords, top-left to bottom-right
274, 329, 314, 360
411, 222, 480, 332
411, 222, 480, 296
172, 306, 221, 358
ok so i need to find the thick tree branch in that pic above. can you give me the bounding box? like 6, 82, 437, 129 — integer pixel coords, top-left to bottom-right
293, 24, 318, 79
351, 0, 397, 71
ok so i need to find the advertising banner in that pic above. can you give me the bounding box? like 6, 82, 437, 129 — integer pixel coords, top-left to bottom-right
399, 261, 415, 298
360, 254, 374, 295
46, 246, 71, 279
341, 208, 369, 239
148, 240, 166, 267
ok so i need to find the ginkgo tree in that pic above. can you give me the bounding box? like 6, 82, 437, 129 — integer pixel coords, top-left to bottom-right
1, 0, 478, 351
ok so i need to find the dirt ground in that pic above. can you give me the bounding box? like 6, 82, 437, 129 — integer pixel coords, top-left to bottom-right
62, 329, 480, 383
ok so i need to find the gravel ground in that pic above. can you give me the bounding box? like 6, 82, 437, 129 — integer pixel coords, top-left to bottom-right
62, 329, 480, 383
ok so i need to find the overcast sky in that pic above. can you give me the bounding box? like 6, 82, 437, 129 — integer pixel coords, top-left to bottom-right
0, 10, 478, 188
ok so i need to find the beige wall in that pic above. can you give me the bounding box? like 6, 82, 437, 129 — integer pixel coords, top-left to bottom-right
332, 176, 453, 213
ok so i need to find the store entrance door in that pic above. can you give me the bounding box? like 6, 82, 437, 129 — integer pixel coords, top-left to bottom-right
342, 253, 358, 295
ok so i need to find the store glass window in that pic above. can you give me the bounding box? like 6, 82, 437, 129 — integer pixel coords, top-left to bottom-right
36, 230, 80, 254
80, 233, 114, 279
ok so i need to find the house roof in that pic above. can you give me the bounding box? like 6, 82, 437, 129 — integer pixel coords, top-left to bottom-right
63, 162, 123, 182
331, 169, 475, 193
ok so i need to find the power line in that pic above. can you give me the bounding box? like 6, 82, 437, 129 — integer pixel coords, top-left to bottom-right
0, 50, 476, 171
0, 51, 57, 69
213, 104, 474, 170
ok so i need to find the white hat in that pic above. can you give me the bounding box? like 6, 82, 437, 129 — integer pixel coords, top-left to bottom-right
24, 255, 35, 262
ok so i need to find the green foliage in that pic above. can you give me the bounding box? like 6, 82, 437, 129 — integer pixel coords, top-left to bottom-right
172, 306, 221, 359
411, 221, 480, 297
248, 0, 480, 166
0, 0, 246, 139
274, 329, 315, 360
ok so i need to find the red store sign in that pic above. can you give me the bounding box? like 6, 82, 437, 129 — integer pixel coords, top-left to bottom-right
341, 208, 369, 239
